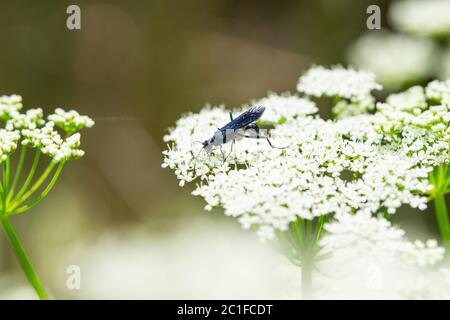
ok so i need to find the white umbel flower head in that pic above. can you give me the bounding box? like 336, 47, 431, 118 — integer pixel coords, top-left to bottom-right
389, 0, 450, 37
164, 104, 432, 239
0, 95, 23, 120
347, 32, 437, 90
297, 65, 382, 100
48, 108, 95, 134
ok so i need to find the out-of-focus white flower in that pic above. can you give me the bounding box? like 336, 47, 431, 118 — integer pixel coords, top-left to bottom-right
389, 0, 450, 37
347, 32, 437, 89
0, 129, 20, 162
0, 95, 22, 119
317, 212, 449, 299
48, 108, 95, 134
56, 220, 300, 299
297, 65, 382, 100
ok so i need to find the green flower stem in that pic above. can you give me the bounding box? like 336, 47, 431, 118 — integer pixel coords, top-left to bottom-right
282, 216, 328, 298
0, 215, 48, 299
434, 192, 450, 251
11, 150, 40, 206
2, 158, 11, 211
430, 165, 450, 252
3, 157, 11, 196
10, 161, 55, 211
10, 162, 64, 215
7, 145, 27, 203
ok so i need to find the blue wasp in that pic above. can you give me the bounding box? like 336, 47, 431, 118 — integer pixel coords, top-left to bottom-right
193, 106, 285, 170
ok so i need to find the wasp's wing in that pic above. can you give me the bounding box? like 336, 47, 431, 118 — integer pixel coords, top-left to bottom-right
220, 106, 265, 130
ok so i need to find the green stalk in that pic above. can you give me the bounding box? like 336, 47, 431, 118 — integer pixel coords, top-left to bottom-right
2, 158, 11, 212
7, 146, 27, 204
10, 162, 64, 215
11, 150, 40, 206
433, 192, 450, 251
10, 161, 55, 211
0, 215, 48, 299
429, 165, 450, 252
3, 158, 10, 196
284, 216, 328, 299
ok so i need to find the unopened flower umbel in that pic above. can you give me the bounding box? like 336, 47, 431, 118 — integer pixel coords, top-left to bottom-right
0, 94, 93, 300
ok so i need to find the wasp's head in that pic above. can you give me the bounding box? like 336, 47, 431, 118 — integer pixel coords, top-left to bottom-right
203, 139, 213, 153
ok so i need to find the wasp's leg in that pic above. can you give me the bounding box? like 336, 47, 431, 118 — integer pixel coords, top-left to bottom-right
236, 132, 287, 149
244, 123, 260, 138
224, 140, 235, 162
229, 112, 234, 121
220, 145, 226, 162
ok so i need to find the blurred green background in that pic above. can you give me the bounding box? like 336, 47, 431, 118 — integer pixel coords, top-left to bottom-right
2, 0, 440, 299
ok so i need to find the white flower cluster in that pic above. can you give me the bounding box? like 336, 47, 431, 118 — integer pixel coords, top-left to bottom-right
0, 94, 93, 163
163, 84, 436, 239
0, 94, 22, 119
6, 108, 44, 130
22, 123, 84, 162
296, 65, 382, 100
0, 129, 20, 162
347, 32, 437, 89
426, 79, 450, 104
48, 108, 95, 134
372, 81, 450, 167
389, 0, 450, 37
317, 212, 449, 299
193, 117, 432, 239
296, 65, 382, 118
